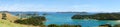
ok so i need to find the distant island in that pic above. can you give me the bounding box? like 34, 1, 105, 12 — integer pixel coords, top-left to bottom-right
72, 13, 120, 20
56, 12, 87, 13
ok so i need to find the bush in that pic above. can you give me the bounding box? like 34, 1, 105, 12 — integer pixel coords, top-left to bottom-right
60, 24, 81, 27
48, 24, 59, 27
99, 24, 111, 27
47, 24, 81, 27
14, 16, 46, 26
113, 24, 120, 27
2, 13, 7, 20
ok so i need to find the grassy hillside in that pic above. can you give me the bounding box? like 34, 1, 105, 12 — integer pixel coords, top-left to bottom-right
0, 13, 18, 22
0, 19, 21, 27
0, 19, 42, 27
0, 13, 44, 27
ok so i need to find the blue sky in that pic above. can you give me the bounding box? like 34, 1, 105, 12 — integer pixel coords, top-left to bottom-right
0, 0, 120, 12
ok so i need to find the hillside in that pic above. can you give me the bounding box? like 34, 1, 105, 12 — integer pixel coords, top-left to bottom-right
0, 19, 42, 27
0, 13, 18, 22
0, 13, 44, 27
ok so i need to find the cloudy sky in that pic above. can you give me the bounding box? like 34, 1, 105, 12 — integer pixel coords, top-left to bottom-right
0, 0, 120, 12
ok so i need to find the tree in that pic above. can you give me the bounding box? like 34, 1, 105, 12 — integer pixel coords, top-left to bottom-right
14, 16, 46, 26
60, 24, 81, 27
48, 24, 59, 27
2, 12, 6, 20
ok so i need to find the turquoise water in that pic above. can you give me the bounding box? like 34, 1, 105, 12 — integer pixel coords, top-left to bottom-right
10, 12, 120, 27
43, 13, 120, 27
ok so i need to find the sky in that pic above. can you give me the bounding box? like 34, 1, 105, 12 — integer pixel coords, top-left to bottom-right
0, 0, 120, 12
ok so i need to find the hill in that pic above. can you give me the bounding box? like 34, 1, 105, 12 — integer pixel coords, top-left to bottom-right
0, 19, 42, 27
72, 13, 120, 20
0, 12, 44, 27
0, 13, 18, 22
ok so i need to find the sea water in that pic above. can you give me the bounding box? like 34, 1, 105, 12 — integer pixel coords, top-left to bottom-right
10, 12, 120, 27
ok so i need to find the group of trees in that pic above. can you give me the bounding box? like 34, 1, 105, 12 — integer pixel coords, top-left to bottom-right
48, 24, 120, 27
48, 24, 81, 27
99, 24, 111, 27
14, 13, 46, 26
99, 24, 120, 27
2, 12, 7, 20
14, 16, 46, 26
72, 13, 120, 20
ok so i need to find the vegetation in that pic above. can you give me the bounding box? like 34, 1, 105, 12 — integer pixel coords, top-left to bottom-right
0, 12, 46, 27
14, 16, 46, 26
113, 24, 120, 27
0, 20, 21, 27
2, 13, 6, 20
60, 24, 81, 27
99, 24, 111, 27
72, 13, 120, 20
0, 19, 41, 27
48, 24, 81, 27
48, 24, 59, 27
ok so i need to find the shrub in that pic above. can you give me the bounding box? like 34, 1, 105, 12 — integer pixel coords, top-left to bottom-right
113, 24, 120, 27
60, 24, 81, 27
48, 24, 59, 27
14, 16, 46, 26
47, 24, 81, 27
2, 13, 7, 20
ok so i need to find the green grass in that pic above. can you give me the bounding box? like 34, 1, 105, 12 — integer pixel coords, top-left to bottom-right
0, 19, 28, 27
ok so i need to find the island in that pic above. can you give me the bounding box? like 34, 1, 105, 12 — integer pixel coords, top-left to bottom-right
72, 13, 120, 20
